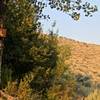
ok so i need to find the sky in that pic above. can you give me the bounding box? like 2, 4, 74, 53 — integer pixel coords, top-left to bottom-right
40, 0, 100, 44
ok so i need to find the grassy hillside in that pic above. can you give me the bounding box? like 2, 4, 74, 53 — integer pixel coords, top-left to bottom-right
58, 37, 100, 84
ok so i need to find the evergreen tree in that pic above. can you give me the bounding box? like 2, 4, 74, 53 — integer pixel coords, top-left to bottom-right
2, 0, 58, 85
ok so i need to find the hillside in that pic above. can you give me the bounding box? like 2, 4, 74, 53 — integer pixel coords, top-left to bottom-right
58, 37, 100, 84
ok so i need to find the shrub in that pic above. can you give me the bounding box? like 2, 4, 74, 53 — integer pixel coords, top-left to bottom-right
47, 45, 76, 100
85, 89, 100, 100
75, 74, 94, 97
3, 71, 41, 100
47, 68, 76, 100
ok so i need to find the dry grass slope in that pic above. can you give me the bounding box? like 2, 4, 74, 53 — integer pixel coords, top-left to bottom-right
58, 37, 100, 84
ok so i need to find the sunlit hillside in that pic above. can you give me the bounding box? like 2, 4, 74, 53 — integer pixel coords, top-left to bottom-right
58, 37, 100, 84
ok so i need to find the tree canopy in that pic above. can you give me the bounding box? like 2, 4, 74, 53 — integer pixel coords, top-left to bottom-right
31, 0, 97, 20
2, 1, 59, 98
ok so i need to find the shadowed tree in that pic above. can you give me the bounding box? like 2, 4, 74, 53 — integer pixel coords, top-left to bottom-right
1, 0, 58, 89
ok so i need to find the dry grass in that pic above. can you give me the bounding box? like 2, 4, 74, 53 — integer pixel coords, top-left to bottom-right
58, 37, 100, 84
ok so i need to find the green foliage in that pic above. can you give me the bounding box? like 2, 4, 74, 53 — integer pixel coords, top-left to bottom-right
29, 29, 58, 99
3, 0, 38, 31
3, 0, 39, 78
47, 45, 76, 100
47, 0, 97, 20
85, 89, 100, 100
1, 66, 12, 88
47, 69, 76, 100
30, 0, 98, 20
1, 1, 59, 99
2, 0, 58, 82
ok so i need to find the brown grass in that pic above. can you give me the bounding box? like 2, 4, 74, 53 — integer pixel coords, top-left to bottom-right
58, 37, 100, 84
